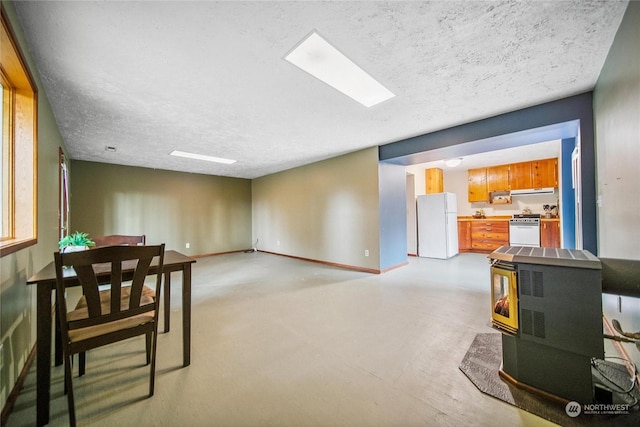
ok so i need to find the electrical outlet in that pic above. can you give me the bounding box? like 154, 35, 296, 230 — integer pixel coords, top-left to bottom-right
185, 243, 190, 249
364, 249, 369, 257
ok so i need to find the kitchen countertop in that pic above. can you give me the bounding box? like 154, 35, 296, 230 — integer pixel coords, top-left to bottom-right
457, 216, 559, 221
458, 216, 511, 221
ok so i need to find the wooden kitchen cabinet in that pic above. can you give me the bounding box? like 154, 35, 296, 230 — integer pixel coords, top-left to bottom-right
487, 165, 510, 192
467, 157, 558, 204
425, 168, 443, 194
470, 220, 509, 252
532, 158, 558, 188
509, 161, 533, 190
458, 220, 472, 252
468, 168, 488, 202
541, 220, 561, 248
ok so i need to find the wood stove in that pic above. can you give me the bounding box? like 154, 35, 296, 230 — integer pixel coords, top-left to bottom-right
489, 246, 604, 403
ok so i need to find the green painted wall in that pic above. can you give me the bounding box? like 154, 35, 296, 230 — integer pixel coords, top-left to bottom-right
252, 148, 382, 271
70, 161, 252, 257
0, 0, 66, 410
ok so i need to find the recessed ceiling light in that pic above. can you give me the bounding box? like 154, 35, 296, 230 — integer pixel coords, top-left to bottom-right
285, 31, 395, 108
170, 150, 237, 164
444, 158, 463, 167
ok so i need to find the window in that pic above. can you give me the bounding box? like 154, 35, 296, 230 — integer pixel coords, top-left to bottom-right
1, 75, 9, 238
59, 148, 69, 240
1, 7, 38, 256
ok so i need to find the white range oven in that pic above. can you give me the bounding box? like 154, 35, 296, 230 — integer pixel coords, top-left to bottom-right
509, 214, 541, 247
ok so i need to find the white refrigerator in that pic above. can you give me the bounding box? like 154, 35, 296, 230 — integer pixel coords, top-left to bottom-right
417, 192, 459, 259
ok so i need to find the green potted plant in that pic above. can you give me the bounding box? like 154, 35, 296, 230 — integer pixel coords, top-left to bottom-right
58, 231, 96, 253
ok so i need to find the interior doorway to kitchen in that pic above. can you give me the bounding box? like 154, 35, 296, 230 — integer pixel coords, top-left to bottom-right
401, 121, 583, 254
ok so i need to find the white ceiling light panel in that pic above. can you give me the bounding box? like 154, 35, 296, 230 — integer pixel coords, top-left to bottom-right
285, 31, 395, 108
170, 150, 237, 164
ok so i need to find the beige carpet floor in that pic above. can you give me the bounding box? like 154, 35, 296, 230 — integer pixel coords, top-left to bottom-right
6, 252, 558, 426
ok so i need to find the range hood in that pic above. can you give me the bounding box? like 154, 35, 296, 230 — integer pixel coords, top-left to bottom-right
510, 187, 555, 196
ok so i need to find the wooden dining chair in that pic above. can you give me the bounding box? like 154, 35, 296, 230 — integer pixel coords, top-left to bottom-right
100, 234, 173, 333
54, 244, 165, 427
92, 234, 146, 247
74, 234, 153, 375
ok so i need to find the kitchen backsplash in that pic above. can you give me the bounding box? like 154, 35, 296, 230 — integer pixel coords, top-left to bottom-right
461, 194, 559, 216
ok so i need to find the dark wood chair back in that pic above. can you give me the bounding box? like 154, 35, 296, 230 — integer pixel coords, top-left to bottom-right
92, 234, 146, 247
53, 244, 164, 426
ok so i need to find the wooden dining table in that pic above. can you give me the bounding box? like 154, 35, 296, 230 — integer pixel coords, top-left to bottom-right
26, 249, 196, 427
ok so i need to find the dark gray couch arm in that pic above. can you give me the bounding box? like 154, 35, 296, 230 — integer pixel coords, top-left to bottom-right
600, 258, 640, 298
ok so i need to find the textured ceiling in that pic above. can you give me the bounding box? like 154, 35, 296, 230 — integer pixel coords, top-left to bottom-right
13, 1, 628, 179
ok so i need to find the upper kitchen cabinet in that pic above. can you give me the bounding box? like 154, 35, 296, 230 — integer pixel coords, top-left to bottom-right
532, 158, 558, 188
467, 157, 558, 204
486, 165, 510, 192
509, 161, 533, 190
425, 168, 444, 194
468, 168, 488, 202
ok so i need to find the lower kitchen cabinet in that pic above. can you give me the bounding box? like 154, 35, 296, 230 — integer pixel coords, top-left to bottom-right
458, 218, 561, 253
458, 221, 472, 252
541, 220, 561, 248
470, 220, 509, 252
